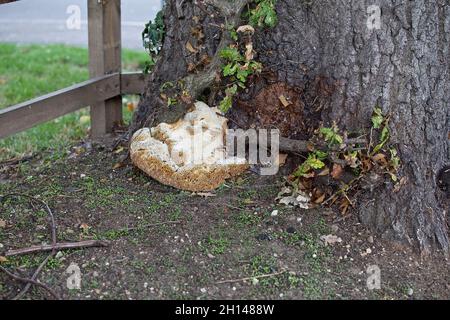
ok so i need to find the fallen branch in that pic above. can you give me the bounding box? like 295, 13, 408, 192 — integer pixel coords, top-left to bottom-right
0, 154, 35, 167
217, 270, 288, 284
279, 137, 366, 153
0, 266, 60, 300
0, 193, 108, 299
13, 254, 53, 300
5, 240, 111, 257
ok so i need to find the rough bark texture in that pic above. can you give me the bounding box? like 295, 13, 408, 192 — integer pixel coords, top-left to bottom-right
131, 0, 450, 253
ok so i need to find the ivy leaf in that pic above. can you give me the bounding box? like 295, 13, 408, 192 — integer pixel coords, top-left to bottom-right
264, 10, 278, 28
219, 85, 238, 113
371, 107, 384, 129
219, 96, 233, 113
220, 47, 242, 62
320, 127, 343, 145
314, 150, 328, 161
380, 126, 389, 142
236, 68, 250, 83
223, 63, 238, 77
308, 157, 325, 170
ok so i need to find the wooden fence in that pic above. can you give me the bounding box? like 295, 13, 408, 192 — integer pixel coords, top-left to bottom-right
0, 0, 148, 139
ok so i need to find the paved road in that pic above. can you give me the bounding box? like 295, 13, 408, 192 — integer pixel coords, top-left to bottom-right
0, 0, 162, 49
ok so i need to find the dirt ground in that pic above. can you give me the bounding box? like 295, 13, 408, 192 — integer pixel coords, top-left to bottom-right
0, 138, 449, 300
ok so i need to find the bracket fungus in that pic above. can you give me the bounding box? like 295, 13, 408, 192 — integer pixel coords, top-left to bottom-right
130, 102, 248, 191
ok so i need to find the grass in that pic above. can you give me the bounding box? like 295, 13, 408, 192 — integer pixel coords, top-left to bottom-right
0, 43, 149, 161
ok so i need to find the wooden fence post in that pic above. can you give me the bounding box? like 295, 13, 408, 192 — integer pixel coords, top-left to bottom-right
88, 0, 122, 137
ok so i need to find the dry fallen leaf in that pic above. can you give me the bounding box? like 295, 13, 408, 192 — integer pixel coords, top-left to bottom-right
340, 198, 350, 215
0, 219, 6, 228
314, 194, 326, 204
320, 234, 342, 246
236, 25, 255, 34
245, 43, 254, 61
277, 153, 288, 167
80, 223, 90, 232
372, 153, 386, 163
114, 147, 124, 154
393, 176, 408, 193
0, 256, 8, 263
112, 162, 124, 170
331, 164, 343, 179
278, 95, 291, 107
318, 167, 330, 176
186, 41, 197, 53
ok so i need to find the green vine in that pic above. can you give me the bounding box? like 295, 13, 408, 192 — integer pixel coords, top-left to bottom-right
248, 0, 278, 28
142, 10, 165, 74
289, 107, 401, 212
218, 0, 278, 113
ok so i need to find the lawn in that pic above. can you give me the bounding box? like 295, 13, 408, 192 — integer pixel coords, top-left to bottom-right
0, 43, 148, 162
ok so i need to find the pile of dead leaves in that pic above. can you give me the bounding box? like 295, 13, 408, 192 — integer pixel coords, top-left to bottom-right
278, 108, 403, 217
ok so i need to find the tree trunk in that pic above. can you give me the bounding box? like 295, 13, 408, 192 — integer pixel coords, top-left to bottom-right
130, 0, 450, 253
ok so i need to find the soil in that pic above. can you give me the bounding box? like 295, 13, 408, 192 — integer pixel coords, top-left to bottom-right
0, 138, 449, 300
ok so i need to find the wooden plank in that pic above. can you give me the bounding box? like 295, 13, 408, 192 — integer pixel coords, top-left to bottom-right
121, 72, 148, 95
88, 0, 122, 137
0, 74, 120, 139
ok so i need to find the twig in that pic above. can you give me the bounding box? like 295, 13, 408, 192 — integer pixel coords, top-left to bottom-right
0, 154, 35, 167
5, 240, 111, 257
1, 193, 57, 247
217, 270, 288, 284
125, 220, 181, 232
13, 253, 53, 300
0, 266, 60, 300
0, 193, 59, 299
0, 193, 107, 299
321, 176, 363, 206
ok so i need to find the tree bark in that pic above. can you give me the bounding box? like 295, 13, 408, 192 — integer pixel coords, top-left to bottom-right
130, 0, 450, 253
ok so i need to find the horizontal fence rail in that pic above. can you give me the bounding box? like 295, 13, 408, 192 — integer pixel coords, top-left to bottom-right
0, 0, 149, 140
0, 72, 147, 139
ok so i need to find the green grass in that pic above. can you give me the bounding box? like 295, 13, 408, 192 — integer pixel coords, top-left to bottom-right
0, 43, 149, 161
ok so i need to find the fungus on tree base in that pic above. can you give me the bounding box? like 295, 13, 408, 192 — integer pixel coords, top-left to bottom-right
130, 102, 249, 192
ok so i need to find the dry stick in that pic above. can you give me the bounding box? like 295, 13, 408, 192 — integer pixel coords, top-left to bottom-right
5, 240, 111, 257
321, 175, 364, 207
0, 193, 59, 299
0, 266, 60, 300
124, 221, 181, 232
217, 270, 288, 285
0, 154, 34, 167
2, 193, 57, 246
13, 254, 52, 300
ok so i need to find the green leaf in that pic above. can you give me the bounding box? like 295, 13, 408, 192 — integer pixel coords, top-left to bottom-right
293, 163, 310, 177
223, 63, 238, 77
220, 47, 242, 62
371, 107, 384, 129
264, 11, 278, 28
307, 157, 325, 170
236, 69, 250, 83
389, 148, 400, 169
219, 85, 238, 113
314, 150, 328, 161
219, 96, 232, 113
320, 127, 343, 145
380, 126, 389, 142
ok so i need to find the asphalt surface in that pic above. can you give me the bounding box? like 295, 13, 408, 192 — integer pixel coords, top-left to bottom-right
0, 0, 162, 49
